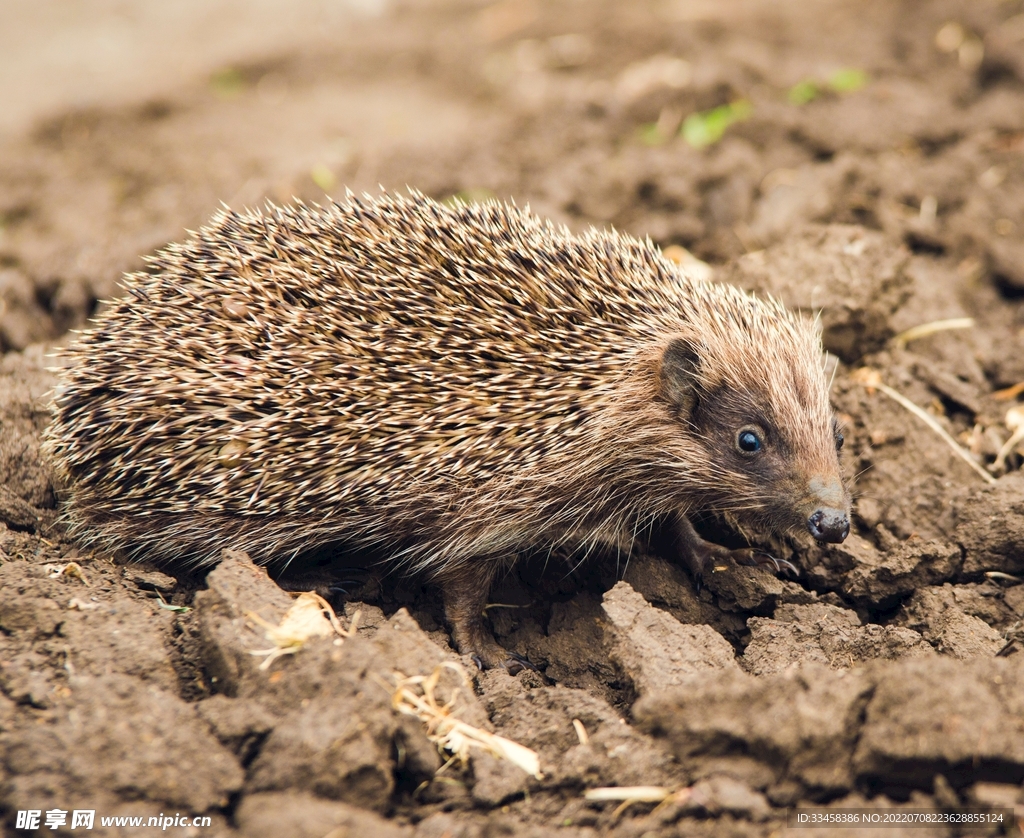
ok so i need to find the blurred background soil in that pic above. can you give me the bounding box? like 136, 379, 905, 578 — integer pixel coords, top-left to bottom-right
2, 0, 1024, 835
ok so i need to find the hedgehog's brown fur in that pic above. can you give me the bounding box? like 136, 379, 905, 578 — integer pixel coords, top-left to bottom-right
43, 191, 849, 668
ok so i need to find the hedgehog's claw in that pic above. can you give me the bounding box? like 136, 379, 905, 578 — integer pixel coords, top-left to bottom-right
731, 548, 799, 577
502, 652, 540, 675
470, 648, 537, 674
771, 556, 799, 576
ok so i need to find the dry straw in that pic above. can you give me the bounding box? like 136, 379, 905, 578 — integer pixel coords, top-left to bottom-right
585, 785, 692, 820
247, 592, 359, 670
391, 662, 542, 779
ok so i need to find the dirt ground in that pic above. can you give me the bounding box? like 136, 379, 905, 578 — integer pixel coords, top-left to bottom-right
2, 0, 1024, 835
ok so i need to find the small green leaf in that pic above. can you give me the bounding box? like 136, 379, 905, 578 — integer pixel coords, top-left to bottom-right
828, 67, 868, 93
681, 100, 752, 149
157, 598, 190, 613
788, 79, 819, 105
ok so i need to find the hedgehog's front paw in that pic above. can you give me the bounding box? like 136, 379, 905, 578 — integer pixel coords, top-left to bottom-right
470, 648, 539, 675
698, 545, 798, 582
670, 513, 797, 591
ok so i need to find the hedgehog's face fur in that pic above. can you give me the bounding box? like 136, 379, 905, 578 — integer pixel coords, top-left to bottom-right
656, 321, 850, 543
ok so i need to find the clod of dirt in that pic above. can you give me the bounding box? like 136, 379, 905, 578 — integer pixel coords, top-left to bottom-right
990, 236, 1024, 291
470, 750, 532, 808
190, 551, 536, 811
246, 688, 409, 811
0, 485, 40, 531
842, 539, 964, 608
58, 591, 180, 689
418, 812, 499, 838
956, 473, 1024, 576
985, 15, 1024, 83
234, 791, 412, 838
622, 554, 749, 638
910, 355, 983, 416
944, 581, 1021, 629
123, 567, 177, 594
0, 556, 181, 697
635, 665, 872, 797
196, 694, 277, 762
701, 559, 786, 613
805, 533, 962, 609
743, 603, 934, 675
682, 775, 772, 821
0, 590, 61, 638
479, 674, 682, 791
853, 657, 1024, 790
896, 585, 1006, 659
601, 581, 738, 694
721, 224, 911, 362
195, 550, 296, 698
1005, 585, 1024, 618
233, 617, 467, 810
640, 654, 1024, 802
531, 593, 625, 701
0, 673, 243, 815
795, 79, 965, 156
967, 781, 1024, 813
747, 157, 854, 247
834, 366, 986, 543
0, 269, 54, 351
0, 651, 54, 708
0, 347, 57, 511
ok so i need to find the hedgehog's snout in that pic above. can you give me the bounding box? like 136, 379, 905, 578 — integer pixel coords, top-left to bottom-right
807, 507, 849, 543
804, 475, 850, 543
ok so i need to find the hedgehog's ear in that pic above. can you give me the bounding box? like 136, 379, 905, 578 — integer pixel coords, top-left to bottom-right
660, 338, 700, 417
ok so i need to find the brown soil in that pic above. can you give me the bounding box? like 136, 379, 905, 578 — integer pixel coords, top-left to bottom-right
2, 0, 1024, 835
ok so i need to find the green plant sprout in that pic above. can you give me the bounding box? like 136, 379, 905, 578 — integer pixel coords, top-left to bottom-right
681, 99, 752, 149
788, 67, 868, 105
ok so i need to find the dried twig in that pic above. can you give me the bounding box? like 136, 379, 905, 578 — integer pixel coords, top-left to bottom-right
46, 562, 90, 584
853, 368, 996, 484
892, 317, 973, 349
993, 382, 1024, 401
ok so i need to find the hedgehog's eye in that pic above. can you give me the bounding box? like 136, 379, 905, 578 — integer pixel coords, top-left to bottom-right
833, 420, 845, 452
736, 428, 763, 455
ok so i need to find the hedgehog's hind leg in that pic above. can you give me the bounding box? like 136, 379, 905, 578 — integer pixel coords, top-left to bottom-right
439, 560, 529, 673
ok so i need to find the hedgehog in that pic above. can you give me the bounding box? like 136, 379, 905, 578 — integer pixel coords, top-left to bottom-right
43, 191, 850, 670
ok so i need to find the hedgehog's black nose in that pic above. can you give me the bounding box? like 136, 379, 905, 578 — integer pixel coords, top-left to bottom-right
807, 508, 849, 543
